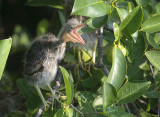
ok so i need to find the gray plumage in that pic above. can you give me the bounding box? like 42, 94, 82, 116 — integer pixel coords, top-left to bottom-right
24, 34, 65, 87
23, 18, 85, 109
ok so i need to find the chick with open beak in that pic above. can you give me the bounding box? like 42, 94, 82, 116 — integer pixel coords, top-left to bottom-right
24, 18, 86, 110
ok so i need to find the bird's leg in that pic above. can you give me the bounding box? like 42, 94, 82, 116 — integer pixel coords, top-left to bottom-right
47, 84, 63, 109
34, 84, 49, 110
83, 39, 98, 77
74, 46, 84, 80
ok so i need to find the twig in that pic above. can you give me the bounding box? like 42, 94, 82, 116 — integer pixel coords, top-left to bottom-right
131, 102, 141, 117
149, 62, 156, 83
70, 104, 84, 117
149, 62, 159, 116
125, 104, 131, 113
97, 27, 109, 76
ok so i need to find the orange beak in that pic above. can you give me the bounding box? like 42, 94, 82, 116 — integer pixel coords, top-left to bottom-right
69, 24, 86, 46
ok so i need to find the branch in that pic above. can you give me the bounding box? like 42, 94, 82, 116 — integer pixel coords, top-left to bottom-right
125, 104, 131, 113
97, 27, 109, 76
149, 62, 156, 83
130, 102, 141, 117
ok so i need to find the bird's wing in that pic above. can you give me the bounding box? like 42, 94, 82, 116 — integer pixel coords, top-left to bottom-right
24, 41, 46, 76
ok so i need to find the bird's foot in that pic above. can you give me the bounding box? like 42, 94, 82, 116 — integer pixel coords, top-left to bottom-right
74, 61, 84, 80
83, 59, 97, 77
43, 100, 50, 110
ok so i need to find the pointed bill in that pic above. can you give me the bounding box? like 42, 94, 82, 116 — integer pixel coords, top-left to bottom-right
70, 24, 86, 46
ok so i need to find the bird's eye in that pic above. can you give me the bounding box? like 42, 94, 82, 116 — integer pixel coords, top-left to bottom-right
70, 26, 74, 29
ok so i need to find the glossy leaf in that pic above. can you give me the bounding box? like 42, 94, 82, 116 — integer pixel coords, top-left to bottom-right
117, 81, 151, 104
86, 15, 108, 29
71, 0, 111, 18
59, 66, 74, 106
145, 50, 160, 70
93, 95, 103, 110
141, 14, 160, 33
127, 2, 134, 13
135, 0, 149, 7
0, 38, 12, 80
109, 112, 135, 117
113, 22, 122, 41
25, 0, 63, 9
132, 32, 145, 62
107, 8, 120, 30
81, 50, 91, 62
116, 8, 128, 21
103, 83, 117, 111
106, 46, 126, 90
119, 7, 143, 37
146, 33, 160, 50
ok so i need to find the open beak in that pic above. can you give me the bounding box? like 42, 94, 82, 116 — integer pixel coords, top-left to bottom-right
69, 24, 86, 46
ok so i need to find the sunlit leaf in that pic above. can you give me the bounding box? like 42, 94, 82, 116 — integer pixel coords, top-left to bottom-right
117, 81, 151, 104
0, 38, 12, 80
71, 0, 111, 18
146, 33, 160, 50
103, 83, 117, 111
119, 6, 143, 37
145, 50, 160, 70
59, 66, 74, 106
86, 15, 108, 29
141, 14, 160, 33
106, 46, 126, 90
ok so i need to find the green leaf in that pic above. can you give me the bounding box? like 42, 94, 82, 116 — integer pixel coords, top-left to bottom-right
154, 2, 160, 14
106, 46, 126, 90
119, 6, 143, 37
127, 2, 134, 13
37, 19, 49, 36
54, 109, 66, 117
79, 69, 103, 89
71, 0, 111, 18
93, 95, 103, 110
59, 66, 74, 106
109, 112, 135, 117
117, 81, 151, 104
77, 91, 96, 116
103, 105, 125, 116
113, 22, 122, 41
5, 111, 27, 117
25, 0, 63, 9
0, 38, 12, 80
107, 8, 120, 30
86, 15, 108, 29
16, 79, 41, 115
132, 32, 145, 62
141, 14, 160, 33
103, 83, 117, 111
145, 50, 160, 70
135, 0, 149, 7
116, 8, 129, 21
146, 32, 160, 50
81, 50, 91, 62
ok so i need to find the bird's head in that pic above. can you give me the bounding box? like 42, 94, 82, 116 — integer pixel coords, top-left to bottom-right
60, 18, 86, 46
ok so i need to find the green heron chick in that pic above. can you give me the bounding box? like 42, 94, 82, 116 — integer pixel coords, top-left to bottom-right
24, 18, 86, 109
